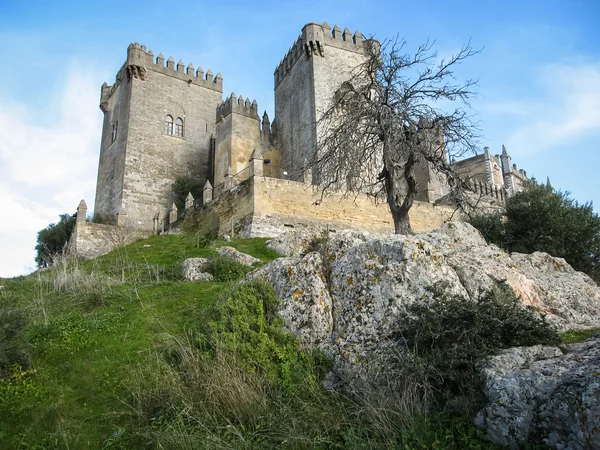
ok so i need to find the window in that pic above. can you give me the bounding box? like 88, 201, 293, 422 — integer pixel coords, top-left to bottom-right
175, 117, 184, 137
111, 121, 118, 142
164, 115, 173, 135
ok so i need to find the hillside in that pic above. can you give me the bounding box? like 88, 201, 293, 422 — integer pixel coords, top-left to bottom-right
1, 230, 598, 449
0, 235, 283, 448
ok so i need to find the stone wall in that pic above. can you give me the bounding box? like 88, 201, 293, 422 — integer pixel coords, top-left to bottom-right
186, 176, 458, 239
68, 221, 150, 259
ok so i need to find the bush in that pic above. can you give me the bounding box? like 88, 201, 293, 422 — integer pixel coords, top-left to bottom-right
394, 283, 560, 407
469, 180, 600, 283
35, 213, 76, 267
205, 280, 330, 387
206, 254, 251, 282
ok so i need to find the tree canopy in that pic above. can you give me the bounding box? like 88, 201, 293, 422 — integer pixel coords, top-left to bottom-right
311, 38, 480, 234
35, 213, 76, 267
470, 180, 600, 283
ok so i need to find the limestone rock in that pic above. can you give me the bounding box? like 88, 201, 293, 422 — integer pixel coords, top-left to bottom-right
250, 252, 333, 348
249, 222, 600, 381
181, 258, 213, 282
216, 246, 260, 266
265, 229, 322, 257
476, 334, 600, 449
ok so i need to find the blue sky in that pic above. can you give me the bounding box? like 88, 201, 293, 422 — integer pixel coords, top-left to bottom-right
0, 0, 598, 277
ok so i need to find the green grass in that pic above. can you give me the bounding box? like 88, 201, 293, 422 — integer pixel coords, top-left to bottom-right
560, 327, 600, 344
0, 234, 279, 449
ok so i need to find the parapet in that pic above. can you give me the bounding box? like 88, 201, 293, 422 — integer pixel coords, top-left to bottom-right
102, 42, 223, 103
274, 22, 366, 87
216, 93, 259, 121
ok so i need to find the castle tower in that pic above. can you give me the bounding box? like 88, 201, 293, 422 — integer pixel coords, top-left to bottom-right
274, 22, 368, 181
94, 43, 223, 229
214, 94, 261, 190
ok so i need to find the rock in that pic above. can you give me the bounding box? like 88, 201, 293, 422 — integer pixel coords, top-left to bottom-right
250, 252, 332, 348
181, 258, 213, 282
476, 334, 600, 449
265, 229, 323, 257
248, 222, 600, 382
216, 246, 260, 266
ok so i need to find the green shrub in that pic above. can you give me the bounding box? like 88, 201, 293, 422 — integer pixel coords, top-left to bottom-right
394, 284, 560, 407
206, 254, 251, 282
205, 280, 330, 387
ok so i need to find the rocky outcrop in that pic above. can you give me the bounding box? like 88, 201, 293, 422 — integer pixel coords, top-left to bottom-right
181, 258, 213, 282
250, 252, 332, 348
216, 246, 260, 266
247, 221, 600, 448
476, 334, 600, 449
249, 221, 600, 376
265, 229, 323, 257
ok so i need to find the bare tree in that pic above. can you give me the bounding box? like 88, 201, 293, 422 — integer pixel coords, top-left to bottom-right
310, 38, 480, 234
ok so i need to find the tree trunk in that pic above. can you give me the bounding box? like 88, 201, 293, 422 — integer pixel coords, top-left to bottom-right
383, 146, 416, 235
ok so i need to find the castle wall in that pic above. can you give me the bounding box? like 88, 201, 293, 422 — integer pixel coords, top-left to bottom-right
250, 177, 456, 235
94, 81, 131, 222
68, 221, 151, 259
185, 176, 458, 239
274, 44, 316, 180
121, 66, 222, 229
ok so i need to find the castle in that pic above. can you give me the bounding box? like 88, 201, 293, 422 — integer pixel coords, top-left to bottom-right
69, 22, 528, 258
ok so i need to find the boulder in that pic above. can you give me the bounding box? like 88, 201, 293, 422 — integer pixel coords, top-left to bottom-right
249, 222, 600, 381
476, 334, 600, 449
181, 258, 213, 282
216, 246, 260, 266
250, 252, 332, 348
265, 229, 323, 257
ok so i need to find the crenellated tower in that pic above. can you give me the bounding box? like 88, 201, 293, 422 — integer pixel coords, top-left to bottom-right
214, 93, 279, 192
274, 22, 367, 181
94, 42, 223, 229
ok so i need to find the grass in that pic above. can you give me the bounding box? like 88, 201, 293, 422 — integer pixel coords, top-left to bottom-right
560, 327, 600, 344
0, 234, 274, 449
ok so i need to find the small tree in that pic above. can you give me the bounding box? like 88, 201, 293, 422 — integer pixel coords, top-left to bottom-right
311, 38, 480, 234
35, 213, 76, 267
470, 180, 600, 283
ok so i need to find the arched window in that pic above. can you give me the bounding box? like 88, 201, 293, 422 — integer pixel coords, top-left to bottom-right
175, 117, 184, 137
164, 115, 174, 135
111, 121, 118, 142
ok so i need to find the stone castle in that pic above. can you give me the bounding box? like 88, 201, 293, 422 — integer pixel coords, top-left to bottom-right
69, 22, 528, 258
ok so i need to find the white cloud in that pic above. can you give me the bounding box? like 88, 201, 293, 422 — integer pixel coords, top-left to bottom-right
0, 63, 101, 277
482, 63, 600, 156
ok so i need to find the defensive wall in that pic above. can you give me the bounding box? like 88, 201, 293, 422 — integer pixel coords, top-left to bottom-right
67, 200, 151, 259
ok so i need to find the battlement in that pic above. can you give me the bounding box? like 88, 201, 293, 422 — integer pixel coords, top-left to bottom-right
274, 22, 366, 87
216, 93, 259, 121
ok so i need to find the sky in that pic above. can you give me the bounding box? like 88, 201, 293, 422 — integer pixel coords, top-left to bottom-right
0, 0, 599, 277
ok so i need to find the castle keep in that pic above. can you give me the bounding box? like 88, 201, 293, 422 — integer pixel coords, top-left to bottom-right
70, 22, 527, 258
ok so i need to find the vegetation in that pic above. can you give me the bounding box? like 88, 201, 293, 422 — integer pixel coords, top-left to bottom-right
395, 284, 561, 411
171, 176, 204, 210
1, 231, 569, 448
34, 213, 76, 267
469, 179, 600, 282
311, 38, 480, 234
